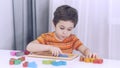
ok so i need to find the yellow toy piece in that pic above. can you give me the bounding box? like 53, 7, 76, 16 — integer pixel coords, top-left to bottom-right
84, 58, 90, 63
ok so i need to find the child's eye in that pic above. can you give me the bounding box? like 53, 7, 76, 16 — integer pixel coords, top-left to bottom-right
60, 27, 64, 30
67, 29, 72, 31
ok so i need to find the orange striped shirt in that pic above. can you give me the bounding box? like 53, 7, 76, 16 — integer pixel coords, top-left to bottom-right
37, 32, 83, 54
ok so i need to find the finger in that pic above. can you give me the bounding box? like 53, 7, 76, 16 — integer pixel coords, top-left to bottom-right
58, 48, 62, 54
92, 53, 96, 58
85, 55, 89, 58
53, 49, 57, 56
88, 53, 92, 58
56, 50, 59, 57
51, 51, 54, 56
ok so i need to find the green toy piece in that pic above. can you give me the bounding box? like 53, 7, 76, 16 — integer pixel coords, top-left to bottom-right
42, 60, 55, 64
14, 59, 21, 65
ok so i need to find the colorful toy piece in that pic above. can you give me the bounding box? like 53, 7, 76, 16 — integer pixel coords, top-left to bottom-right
9, 58, 15, 65
80, 56, 84, 61
18, 56, 25, 61
10, 51, 16, 56
16, 52, 25, 56
9, 56, 26, 65
23, 61, 37, 68
14, 60, 21, 65
23, 61, 28, 67
58, 54, 68, 57
79, 56, 103, 64
23, 50, 30, 55
52, 61, 67, 66
93, 59, 103, 64
42, 60, 55, 64
68, 54, 74, 57
42, 60, 67, 66
28, 62, 37, 68
10, 50, 30, 57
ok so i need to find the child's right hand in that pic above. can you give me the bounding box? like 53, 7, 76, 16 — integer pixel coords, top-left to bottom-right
49, 46, 62, 56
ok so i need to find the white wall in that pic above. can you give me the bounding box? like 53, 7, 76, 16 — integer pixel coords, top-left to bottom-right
108, 0, 120, 60
0, 0, 14, 49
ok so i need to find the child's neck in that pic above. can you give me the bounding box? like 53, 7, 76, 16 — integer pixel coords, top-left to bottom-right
54, 32, 64, 41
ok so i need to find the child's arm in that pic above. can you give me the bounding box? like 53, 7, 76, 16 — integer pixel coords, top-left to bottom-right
78, 45, 97, 58
26, 40, 62, 56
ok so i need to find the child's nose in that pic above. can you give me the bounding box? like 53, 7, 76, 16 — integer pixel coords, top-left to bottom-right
63, 30, 67, 34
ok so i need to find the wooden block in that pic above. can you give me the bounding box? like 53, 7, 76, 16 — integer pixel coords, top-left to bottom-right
24, 50, 30, 55
18, 56, 25, 61
9, 60, 14, 65
14, 60, 21, 65
80, 56, 84, 61
42, 60, 55, 64
28, 62, 37, 68
84, 58, 90, 63
90, 58, 95, 62
16, 52, 24, 56
9, 58, 16, 65
52, 61, 66, 66
58, 54, 68, 57
10, 51, 16, 56
23, 61, 28, 67
93, 59, 103, 64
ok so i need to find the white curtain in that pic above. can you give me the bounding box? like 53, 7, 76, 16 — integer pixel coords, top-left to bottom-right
49, 0, 120, 60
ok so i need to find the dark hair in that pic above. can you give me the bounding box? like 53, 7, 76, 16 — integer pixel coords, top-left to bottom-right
53, 5, 78, 27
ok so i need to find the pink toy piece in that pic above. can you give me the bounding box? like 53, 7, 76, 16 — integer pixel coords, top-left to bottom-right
10, 51, 16, 56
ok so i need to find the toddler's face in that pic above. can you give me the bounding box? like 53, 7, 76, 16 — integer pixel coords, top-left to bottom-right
54, 20, 74, 41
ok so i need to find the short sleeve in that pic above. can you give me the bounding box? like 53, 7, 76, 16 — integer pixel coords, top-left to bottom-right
72, 36, 83, 50
37, 34, 46, 44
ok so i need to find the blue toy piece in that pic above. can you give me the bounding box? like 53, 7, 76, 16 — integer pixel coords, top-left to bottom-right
59, 61, 66, 65
28, 61, 37, 68
52, 61, 66, 66
58, 54, 68, 57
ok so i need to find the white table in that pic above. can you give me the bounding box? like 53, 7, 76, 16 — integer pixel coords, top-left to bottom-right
0, 50, 120, 68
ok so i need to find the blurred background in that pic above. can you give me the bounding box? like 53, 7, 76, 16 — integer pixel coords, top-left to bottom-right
0, 0, 120, 60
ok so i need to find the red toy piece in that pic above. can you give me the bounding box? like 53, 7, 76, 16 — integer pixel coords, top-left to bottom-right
9, 58, 15, 65
24, 50, 30, 55
23, 61, 28, 67
93, 59, 103, 64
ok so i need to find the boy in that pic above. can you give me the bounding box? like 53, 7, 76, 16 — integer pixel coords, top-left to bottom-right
26, 5, 97, 58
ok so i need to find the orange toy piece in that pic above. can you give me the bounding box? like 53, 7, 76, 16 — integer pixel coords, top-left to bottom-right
80, 56, 84, 61
18, 57, 25, 61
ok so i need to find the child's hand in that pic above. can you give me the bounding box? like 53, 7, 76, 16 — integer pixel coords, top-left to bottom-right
49, 46, 62, 56
85, 53, 98, 58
